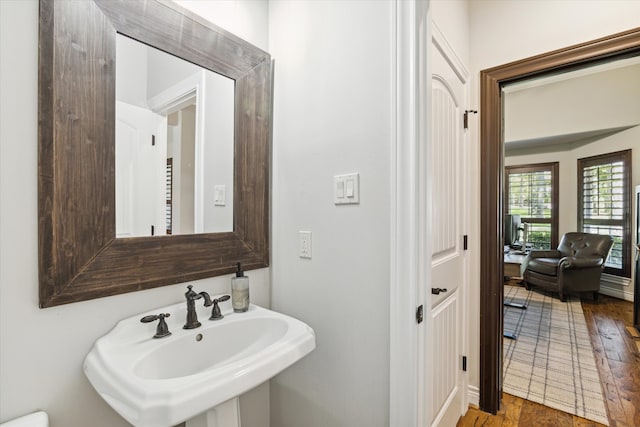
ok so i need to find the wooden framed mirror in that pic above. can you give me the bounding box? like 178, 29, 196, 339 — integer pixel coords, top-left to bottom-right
38, 0, 272, 308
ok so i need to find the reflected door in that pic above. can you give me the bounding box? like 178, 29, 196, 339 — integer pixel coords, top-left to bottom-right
116, 101, 167, 237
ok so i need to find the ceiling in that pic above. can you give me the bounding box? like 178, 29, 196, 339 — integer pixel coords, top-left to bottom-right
503, 55, 640, 155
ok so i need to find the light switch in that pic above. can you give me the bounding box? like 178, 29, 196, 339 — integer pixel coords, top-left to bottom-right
336, 180, 345, 198
214, 185, 226, 206
346, 178, 355, 197
334, 173, 359, 205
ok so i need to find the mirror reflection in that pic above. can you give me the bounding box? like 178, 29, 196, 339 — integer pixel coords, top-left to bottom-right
115, 34, 234, 237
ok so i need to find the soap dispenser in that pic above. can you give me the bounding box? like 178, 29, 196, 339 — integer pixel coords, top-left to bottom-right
231, 262, 249, 312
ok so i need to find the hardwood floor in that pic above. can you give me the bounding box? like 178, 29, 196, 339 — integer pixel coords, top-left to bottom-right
583, 295, 640, 427
458, 294, 640, 427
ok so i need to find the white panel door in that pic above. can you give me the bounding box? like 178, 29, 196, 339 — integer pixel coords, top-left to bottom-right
116, 101, 166, 237
426, 33, 467, 427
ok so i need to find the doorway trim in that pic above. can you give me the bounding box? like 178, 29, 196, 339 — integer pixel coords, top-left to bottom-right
147, 71, 207, 233
478, 27, 640, 414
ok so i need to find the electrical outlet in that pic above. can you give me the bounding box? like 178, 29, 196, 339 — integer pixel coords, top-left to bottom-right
299, 231, 312, 259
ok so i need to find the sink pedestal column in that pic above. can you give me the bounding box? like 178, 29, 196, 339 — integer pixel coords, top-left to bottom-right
186, 398, 241, 427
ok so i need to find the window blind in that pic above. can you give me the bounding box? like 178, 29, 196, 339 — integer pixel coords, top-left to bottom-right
508, 171, 553, 219
581, 160, 625, 270
578, 149, 631, 277
582, 161, 624, 220
166, 158, 173, 235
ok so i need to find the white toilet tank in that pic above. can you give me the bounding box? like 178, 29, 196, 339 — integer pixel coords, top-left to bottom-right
0, 412, 48, 427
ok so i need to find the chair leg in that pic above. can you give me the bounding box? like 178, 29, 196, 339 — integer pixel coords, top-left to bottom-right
593, 291, 599, 301
560, 292, 566, 302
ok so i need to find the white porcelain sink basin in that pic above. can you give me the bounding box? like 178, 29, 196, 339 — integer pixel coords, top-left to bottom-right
84, 299, 315, 427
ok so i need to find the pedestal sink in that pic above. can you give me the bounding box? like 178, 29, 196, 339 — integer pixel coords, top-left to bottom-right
84, 298, 315, 427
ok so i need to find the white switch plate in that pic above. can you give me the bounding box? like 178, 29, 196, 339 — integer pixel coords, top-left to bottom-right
299, 231, 312, 259
214, 185, 226, 206
334, 173, 360, 205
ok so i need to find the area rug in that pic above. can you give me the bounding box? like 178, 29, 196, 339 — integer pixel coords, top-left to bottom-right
503, 285, 609, 425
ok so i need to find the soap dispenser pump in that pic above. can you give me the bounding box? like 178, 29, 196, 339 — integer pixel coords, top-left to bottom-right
231, 262, 249, 312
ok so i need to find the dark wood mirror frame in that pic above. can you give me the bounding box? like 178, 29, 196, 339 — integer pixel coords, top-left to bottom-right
479, 27, 640, 413
38, 0, 272, 308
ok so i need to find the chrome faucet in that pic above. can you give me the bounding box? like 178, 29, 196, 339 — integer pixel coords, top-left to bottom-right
183, 285, 213, 329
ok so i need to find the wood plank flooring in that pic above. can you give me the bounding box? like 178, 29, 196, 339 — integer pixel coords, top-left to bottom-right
583, 295, 640, 427
458, 294, 640, 427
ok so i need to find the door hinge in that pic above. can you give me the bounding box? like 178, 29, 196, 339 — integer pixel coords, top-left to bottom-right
462, 355, 467, 372
152, 134, 156, 146
463, 110, 478, 130
416, 305, 424, 324
463, 235, 468, 250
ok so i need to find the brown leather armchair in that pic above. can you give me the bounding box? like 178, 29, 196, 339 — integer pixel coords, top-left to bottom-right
521, 232, 614, 301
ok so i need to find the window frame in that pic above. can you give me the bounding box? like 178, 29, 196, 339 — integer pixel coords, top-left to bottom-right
577, 149, 632, 278
504, 162, 560, 250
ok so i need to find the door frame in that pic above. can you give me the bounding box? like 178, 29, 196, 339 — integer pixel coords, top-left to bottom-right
147, 71, 206, 233
478, 27, 640, 413
389, 0, 427, 425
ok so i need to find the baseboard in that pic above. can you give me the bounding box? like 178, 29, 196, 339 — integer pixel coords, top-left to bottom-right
599, 281, 633, 302
467, 385, 479, 407
601, 273, 632, 287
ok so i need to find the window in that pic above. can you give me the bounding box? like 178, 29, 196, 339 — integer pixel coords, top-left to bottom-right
578, 150, 632, 277
505, 163, 559, 250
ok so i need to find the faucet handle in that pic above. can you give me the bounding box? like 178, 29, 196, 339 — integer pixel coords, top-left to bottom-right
141, 313, 172, 338
209, 295, 231, 320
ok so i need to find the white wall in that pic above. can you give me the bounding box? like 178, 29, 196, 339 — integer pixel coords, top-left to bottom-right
467, 0, 640, 396
176, 0, 269, 53
202, 72, 235, 233
116, 35, 149, 108
268, 1, 393, 425
0, 1, 271, 426
469, 1, 640, 73
146, 48, 201, 100
432, 0, 469, 67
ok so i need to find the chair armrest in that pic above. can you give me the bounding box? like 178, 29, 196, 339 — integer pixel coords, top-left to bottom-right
528, 250, 561, 259
559, 256, 603, 270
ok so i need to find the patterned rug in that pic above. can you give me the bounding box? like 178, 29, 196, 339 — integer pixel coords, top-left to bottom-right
503, 285, 609, 425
